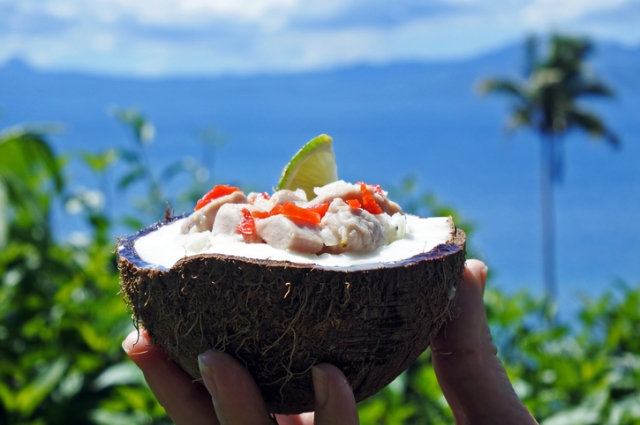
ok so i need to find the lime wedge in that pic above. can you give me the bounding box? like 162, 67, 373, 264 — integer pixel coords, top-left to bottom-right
277, 134, 338, 200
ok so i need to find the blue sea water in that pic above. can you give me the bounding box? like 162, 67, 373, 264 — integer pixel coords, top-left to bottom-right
1, 44, 639, 321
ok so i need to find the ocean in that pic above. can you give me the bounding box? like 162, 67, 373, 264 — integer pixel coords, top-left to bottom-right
1, 44, 639, 320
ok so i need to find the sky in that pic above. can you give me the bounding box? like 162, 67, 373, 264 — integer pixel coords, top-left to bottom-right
2, 0, 640, 76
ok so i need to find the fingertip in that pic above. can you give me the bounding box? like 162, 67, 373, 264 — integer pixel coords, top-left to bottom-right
311, 365, 329, 408
198, 349, 272, 424
122, 330, 217, 425
464, 259, 486, 277
312, 363, 359, 425
481, 265, 489, 290
313, 363, 352, 395
312, 363, 353, 410
313, 363, 345, 380
198, 349, 222, 401
464, 259, 488, 289
122, 328, 152, 356
432, 259, 490, 355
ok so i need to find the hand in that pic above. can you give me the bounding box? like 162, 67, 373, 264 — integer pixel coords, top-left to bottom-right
122, 330, 358, 425
122, 259, 537, 424
431, 259, 538, 424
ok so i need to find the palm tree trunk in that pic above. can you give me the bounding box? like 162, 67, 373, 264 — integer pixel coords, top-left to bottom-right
540, 134, 557, 315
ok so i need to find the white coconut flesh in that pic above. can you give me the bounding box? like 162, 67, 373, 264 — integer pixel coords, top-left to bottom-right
132, 214, 456, 271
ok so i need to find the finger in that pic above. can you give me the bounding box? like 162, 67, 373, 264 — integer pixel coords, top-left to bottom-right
431, 260, 538, 424
274, 412, 314, 425
199, 349, 274, 425
431, 259, 490, 355
122, 329, 218, 425
312, 364, 360, 425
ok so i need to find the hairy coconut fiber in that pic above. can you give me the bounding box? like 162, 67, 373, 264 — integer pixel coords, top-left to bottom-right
117, 218, 466, 414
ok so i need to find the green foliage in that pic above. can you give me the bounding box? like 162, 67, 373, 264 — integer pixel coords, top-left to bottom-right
489, 282, 640, 425
357, 350, 453, 424
0, 121, 173, 424
357, 283, 640, 425
0, 125, 64, 243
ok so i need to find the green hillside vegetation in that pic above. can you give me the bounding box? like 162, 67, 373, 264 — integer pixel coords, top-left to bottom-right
0, 109, 638, 424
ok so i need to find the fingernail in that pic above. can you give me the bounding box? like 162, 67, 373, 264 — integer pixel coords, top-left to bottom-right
121, 331, 136, 354
122, 329, 149, 355
312, 366, 329, 408
481, 266, 489, 287
199, 351, 219, 401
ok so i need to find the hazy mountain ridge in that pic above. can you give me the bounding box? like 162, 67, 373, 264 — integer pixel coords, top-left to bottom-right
2, 42, 637, 126
2, 41, 637, 87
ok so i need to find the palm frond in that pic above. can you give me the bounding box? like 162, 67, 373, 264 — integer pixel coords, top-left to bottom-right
571, 80, 616, 98
547, 34, 593, 74
477, 78, 528, 103
506, 105, 533, 132
568, 109, 620, 147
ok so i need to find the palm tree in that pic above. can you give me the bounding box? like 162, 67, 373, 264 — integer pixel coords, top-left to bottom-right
478, 34, 619, 311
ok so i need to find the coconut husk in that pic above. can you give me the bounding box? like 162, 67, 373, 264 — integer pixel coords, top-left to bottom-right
118, 218, 466, 414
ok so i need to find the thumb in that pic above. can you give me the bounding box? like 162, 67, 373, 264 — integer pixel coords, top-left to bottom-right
431, 260, 537, 425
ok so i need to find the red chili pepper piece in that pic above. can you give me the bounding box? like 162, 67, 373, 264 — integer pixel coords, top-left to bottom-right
254, 202, 328, 224
236, 208, 256, 235
269, 204, 284, 216
357, 182, 384, 195
360, 184, 383, 215
346, 199, 361, 209
306, 202, 330, 219
251, 210, 270, 219
195, 185, 240, 210
271, 201, 321, 226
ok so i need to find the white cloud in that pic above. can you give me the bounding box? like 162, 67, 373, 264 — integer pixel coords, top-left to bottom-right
44, 2, 77, 19
0, 0, 639, 76
522, 0, 629, 26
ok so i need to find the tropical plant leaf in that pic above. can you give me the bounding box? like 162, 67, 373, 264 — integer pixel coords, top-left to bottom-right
0, 172, 47, 224
81, 149, 119, 173
0, 380, 15, 412
117, 166, 147, 189
0, 127, 64, 193
572, 80, 616, 98
119, 148, 140, 164
14, 358, 69, 417
92, 362, 145, 391
120, 215, 145, 230
161, 160, 190, 181
110, 107, 155, 145
568, 109, 620, 147
477, 78, 527, 101
0, 180, 8, 248
507, 105, 533, 131
540, 390, 607, 425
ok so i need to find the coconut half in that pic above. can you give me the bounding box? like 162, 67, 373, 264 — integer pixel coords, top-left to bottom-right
117, 213, 466, 414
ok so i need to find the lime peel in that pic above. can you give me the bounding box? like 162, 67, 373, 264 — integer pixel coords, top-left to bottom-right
276, 134, 338, 200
